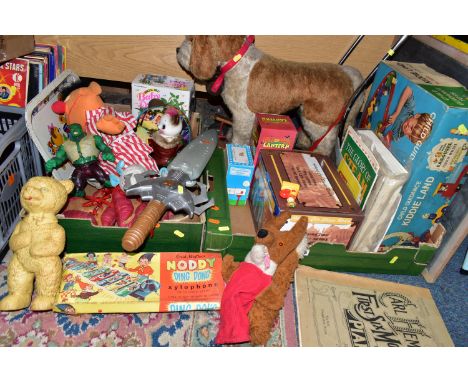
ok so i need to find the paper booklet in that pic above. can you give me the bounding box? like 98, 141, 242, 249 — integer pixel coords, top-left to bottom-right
348, 129, 409, 252
54, 251, 224, 314
295, 265, 454, 347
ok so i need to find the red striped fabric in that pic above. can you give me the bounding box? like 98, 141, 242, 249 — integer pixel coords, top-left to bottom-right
85, 107, 159, 176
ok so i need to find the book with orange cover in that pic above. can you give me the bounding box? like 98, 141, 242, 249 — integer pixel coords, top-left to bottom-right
53, 251, 224, 314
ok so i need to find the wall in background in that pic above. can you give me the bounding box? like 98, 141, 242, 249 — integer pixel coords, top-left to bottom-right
35, 35, 396, 88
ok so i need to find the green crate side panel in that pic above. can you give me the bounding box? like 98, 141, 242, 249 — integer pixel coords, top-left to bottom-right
203, 148, 255, 258
60, 218, 203, 253
300, 242, 437, 275
204, 148, 232, 250
225, 235, 255, 261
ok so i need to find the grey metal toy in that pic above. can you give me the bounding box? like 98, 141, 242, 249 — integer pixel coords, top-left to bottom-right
121, 129, 218, 251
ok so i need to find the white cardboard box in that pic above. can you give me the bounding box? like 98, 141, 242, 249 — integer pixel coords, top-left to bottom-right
131, 74, 195, 119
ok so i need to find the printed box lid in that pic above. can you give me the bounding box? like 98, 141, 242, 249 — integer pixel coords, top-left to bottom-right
133, 74, 194, 91
227, 144, 254, 167
256, 113, 296, 131
385, 61, 468, 108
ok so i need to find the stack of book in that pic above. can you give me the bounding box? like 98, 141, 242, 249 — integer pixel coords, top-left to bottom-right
0, 43, 66, 108
337, 126, 409, 252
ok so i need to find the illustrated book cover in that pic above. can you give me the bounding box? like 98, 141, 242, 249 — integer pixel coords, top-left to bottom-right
295, 265, 453, 347
0, 58, 29, 107
54, 251, 224, 314
337, 126, 380, 209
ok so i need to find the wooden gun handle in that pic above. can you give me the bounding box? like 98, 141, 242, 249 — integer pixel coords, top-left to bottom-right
122, 200, 166, 252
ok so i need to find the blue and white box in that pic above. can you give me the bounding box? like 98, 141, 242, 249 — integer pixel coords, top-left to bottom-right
226, 144, 255, 206
359, 61, 468, 249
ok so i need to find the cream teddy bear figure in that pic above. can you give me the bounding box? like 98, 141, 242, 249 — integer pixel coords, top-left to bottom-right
0, 176, 74, 311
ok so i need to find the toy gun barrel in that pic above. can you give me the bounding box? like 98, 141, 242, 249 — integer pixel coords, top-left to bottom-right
122, 199, 167, 252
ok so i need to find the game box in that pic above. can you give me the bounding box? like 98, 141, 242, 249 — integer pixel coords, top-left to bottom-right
359, 61, 468, 248
251, 150, 364, 247
131, 73, 194, 119
54, 251, 224, 314
251, 113, 297, 166
225, 143, 255, 206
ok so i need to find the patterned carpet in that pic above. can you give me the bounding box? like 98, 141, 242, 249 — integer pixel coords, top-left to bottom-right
0, 252, 298, 347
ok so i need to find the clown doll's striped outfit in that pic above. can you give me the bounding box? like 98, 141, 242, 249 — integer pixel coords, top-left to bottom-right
85, 106, 159, 176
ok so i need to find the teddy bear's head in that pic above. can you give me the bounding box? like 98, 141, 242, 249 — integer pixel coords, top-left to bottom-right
20, 177, 74, 214
253, 212, 308, 268
52, 82, 104, 132
177, 36, 246, 80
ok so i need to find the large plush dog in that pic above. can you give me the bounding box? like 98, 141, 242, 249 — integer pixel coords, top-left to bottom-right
177, 35, 363, 156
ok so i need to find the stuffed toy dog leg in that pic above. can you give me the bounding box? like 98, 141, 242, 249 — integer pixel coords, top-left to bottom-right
177, 35, 363, 156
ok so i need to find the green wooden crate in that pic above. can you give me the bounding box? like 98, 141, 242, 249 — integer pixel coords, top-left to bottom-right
59, 217, 204, 254
203, 148, 255, 260
204, 148, 439, 274
300, 242, 438, 275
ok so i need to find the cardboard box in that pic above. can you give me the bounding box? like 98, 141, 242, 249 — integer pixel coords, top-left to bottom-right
359, 61, 468, 248
0, 36, 34, 63
53, 251, 224, 314
251, 150, 364, 247
251, 113, 297, 166
131, 73, 195, 118
225, 143, 255, 206
203, 148, 256, 260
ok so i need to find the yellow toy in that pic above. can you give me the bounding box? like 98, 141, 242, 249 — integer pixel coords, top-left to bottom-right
0, 176, 74, 311
279, 181, 300, 208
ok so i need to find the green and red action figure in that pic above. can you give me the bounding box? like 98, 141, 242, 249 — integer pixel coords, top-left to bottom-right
45, 123, 115, 196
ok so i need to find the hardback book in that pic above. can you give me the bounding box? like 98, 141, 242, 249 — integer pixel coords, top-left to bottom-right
295, 265, 454, 347
0, 58, 29, 107
25, 59, 43, 103
54, 251, 224, 314
33, 44, 56, 82
338, 126, 380, 209
23, 51, 49, 85
348, 129, 409, 252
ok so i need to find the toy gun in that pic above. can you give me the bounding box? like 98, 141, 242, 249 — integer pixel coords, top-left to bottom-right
121, 129, 218, 252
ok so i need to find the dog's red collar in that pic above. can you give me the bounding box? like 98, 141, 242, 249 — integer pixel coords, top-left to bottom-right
210, 35, 255, 94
